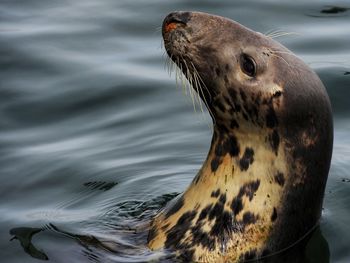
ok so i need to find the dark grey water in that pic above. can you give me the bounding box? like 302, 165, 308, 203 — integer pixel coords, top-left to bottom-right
1, 0, 349, 262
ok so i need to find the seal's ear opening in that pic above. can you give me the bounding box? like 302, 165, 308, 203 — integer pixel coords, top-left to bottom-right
240, 54, 257, 77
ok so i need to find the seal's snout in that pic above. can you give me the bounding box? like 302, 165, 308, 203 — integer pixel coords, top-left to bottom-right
163, 11, 191, 33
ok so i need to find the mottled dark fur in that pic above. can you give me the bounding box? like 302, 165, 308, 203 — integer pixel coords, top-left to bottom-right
156, 181, 262, 255
148, 11, 333, 262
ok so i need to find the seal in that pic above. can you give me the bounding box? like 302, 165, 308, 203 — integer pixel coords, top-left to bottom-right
148, 11, 333, 262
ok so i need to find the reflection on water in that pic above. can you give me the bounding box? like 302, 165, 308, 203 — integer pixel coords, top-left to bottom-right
10, 223, 330, 263
10, 228, 48, 261
83, 181, 119, 191
9, 194, 179, 262
320, 6, 349, 14
1, 0, 350, 262
305, 227, 330, 263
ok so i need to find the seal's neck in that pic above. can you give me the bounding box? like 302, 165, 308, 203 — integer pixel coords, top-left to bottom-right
194, 125, 285, 180
183, 127, 288, 257
149, 126, 288, 260
189, 126, 287, 214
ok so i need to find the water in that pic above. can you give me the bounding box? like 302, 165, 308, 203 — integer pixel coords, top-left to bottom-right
0, 0, 349, 262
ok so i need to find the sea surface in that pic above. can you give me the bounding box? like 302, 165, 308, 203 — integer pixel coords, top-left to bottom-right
0, 0, 349, 262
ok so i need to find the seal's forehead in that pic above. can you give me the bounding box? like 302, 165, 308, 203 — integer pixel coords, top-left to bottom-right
190, 12, 277, 47
189, 12, 254, 31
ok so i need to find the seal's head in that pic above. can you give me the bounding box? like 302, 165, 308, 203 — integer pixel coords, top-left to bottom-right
163, 11, 331, 132
149, 11, 333, 262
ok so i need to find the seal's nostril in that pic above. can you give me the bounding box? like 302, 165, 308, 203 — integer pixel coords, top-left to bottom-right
165, 22, 178, 33
163, 11, 191, 33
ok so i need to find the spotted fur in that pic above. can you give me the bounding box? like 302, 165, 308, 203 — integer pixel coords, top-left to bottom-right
148, 11, 333, 263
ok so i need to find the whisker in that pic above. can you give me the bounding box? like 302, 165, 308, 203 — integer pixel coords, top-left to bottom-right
265, 29, 300, 39
265, 29, 282, 36
190, 64, 203, 115
155, 26, 162, 33
194, 68, 212, 101
190, 62, 212, 104
159, 39, 165, 51
182, 58, 197, 113
163, 52, 170, 74
192, 69, 204, 114
179, 62, 187, 96
269, 49, 294, 55
271, 32, 300, 39
175, 58, 181, 91
269, 52, 292, 68
162, 49, 214, 128
167, 57, 171, 76
190, 61, 215, 125
192, 67, 206, 118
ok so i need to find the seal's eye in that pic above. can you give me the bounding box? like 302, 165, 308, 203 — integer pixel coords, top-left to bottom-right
241, 54, 256, 77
